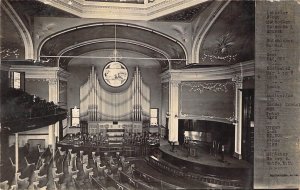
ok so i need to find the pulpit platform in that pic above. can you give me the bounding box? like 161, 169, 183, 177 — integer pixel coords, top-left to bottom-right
158, 140, 252, 181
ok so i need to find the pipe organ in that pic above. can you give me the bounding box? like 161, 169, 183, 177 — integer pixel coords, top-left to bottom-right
80, 66, 150, 123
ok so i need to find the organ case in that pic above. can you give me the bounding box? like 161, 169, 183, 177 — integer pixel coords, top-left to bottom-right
80, 66, 150, 134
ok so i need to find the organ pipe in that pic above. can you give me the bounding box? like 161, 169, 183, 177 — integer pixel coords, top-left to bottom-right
80, 66, 150, 122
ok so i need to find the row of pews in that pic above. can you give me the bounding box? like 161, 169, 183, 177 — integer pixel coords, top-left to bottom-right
2, 144, 217, 190
0, 145, 52, 190
147, 155, 245, 188
58, 148, 186, 190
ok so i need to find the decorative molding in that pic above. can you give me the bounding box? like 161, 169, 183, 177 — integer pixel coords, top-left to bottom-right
182, 81, 234, 94
178, 113, 234, 124
232, 74, 243, 89
1, 0, 34, 59
25, 78, 49, 82
10, 66, 57, 79
47, 79, 58, 86
9, 65, 70, 81
0, 48, 20, 59
161, 60, 254, 83
169, 80, 180, 87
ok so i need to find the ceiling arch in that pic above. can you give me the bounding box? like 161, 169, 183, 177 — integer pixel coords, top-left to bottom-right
38, 22, 187, 71
55, 39, 171, 71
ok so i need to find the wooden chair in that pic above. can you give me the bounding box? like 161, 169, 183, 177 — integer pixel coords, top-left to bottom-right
16, 172, 29, 189
52, 167, 63, 180
83, 163, 93, 180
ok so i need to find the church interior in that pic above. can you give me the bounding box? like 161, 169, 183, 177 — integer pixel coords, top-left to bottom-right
0, 0, 255, 189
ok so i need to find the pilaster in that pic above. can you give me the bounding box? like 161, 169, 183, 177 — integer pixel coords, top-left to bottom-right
233, 75, 243, 159
168, 80, 180, 144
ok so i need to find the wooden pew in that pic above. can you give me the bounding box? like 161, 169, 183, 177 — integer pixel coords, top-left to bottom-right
105, 171, 130, 190
90, 176, 107, 190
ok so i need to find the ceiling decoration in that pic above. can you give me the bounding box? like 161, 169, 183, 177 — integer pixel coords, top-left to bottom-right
201, 32, 238, 64
199, 1, 255, 65
153, 1, 212, 22
0, 9, 25, 60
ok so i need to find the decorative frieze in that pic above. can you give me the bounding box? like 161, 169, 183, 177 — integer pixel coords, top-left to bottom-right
182, 81, 234, 94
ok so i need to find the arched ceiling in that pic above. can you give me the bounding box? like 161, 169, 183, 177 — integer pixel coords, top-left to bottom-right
4, 0, 255, 69
39, 23, 187, 71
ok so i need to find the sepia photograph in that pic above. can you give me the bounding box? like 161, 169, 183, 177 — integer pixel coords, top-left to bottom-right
0, 0, 298, 189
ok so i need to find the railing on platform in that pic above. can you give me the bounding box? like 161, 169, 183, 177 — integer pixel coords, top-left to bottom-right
147, 156, 243, 188
119, 171, 154, 190
133, 168, 184, 190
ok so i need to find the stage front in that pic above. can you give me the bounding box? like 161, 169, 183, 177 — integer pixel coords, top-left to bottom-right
158, 140, 252, 183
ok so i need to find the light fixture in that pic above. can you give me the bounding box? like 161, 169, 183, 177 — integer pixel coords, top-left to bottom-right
109, 25, 122, 61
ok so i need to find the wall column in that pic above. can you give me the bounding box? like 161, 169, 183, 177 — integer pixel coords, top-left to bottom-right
15, 133, 19, 189
233, 76, 243, 159
168, 80, 180, 144
48, 78, 58, 153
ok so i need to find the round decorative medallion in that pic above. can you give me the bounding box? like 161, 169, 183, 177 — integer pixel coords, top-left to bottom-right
103, 61, 128, 87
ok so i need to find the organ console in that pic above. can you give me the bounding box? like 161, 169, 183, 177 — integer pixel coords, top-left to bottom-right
80, 66, 150, 138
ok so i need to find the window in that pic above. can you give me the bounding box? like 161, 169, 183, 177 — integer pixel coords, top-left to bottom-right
71, 106, 80, 127
10, 72, 25, 90
150, 108, 158, 126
